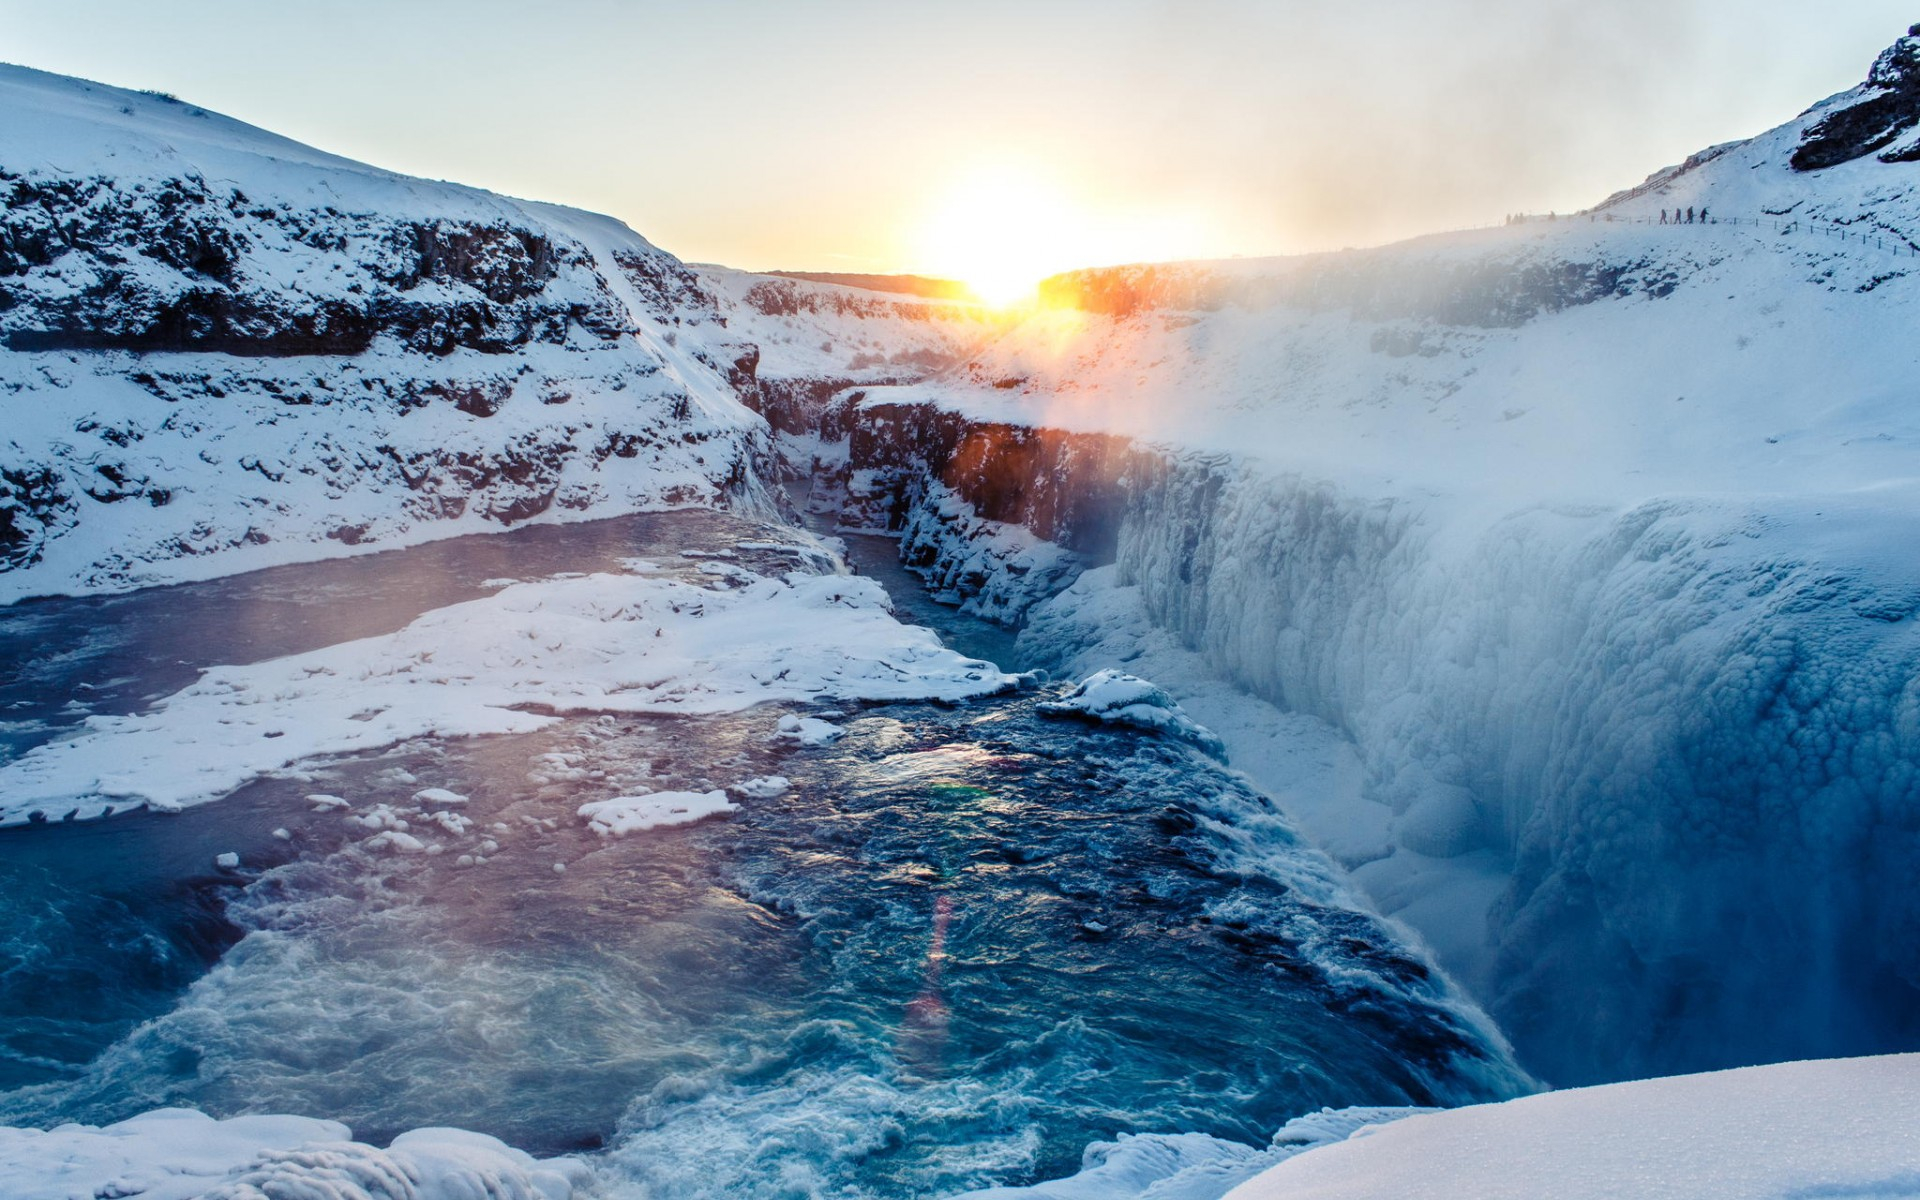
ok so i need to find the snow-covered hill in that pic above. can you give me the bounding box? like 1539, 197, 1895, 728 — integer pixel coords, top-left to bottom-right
0, 65, 771, 600
965, 1053, 1920, 1200
777, 30, 1920, 1085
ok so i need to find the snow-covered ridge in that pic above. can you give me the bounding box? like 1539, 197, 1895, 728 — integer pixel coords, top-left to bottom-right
974, 1053, 1920, 1200
0, 64, 772, 598
701, 264, 1003, 391
1227, 1054, 1920, 1200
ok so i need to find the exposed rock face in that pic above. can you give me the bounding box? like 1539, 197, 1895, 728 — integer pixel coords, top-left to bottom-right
0, 170, 631, 356
1792, 31, 1920, 170
841, 399, 1134, 553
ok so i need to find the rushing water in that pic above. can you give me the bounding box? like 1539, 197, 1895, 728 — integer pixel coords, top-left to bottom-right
0, 514, 1524, 1197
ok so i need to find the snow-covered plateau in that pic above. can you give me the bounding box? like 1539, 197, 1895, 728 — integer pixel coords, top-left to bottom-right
6, 24, 1920, 1200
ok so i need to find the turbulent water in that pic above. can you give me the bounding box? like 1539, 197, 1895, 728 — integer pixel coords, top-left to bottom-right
0, 515, 1524, 1197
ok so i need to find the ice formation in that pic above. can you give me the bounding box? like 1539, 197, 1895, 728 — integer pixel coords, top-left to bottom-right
578, 789, 738, 837
1036, 670, 1228, 759
0, 567, 1021, 824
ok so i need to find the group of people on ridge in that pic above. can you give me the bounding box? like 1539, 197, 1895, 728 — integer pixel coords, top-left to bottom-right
1660, 206, 1707, 224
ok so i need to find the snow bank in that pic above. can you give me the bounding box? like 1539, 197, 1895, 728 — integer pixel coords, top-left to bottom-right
0, 568, 1021, 825
964, 1054, 1920, 1200
1037, 670, 1228, 760
1228, 1054, 1920, 1200
0, 1107, 586, 1200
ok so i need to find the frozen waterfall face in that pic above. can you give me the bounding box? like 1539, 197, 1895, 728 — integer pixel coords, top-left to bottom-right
726, 31, 1920, 1085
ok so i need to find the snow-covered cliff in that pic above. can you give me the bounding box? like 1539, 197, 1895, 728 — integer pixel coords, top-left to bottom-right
777, 31, 1920, 1085
0, 65, 771, 600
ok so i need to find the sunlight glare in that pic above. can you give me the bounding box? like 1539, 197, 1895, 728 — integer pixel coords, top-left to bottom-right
913, 166, 1209, 308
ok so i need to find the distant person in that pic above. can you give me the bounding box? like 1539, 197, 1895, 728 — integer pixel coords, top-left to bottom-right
1687, 206, 1696, 224
1660, 209, 1668, 224
1700, 207, 1709, 223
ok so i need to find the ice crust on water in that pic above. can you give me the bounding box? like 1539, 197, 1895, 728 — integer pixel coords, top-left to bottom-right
0, 1108, 587, 1200
0, 568, 1021, 825
1037, 670, 1229, 760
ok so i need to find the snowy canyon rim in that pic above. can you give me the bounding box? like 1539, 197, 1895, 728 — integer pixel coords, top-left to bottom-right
4, 23, 1920, 1199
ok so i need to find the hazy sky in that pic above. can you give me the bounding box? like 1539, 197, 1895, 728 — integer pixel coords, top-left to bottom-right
2, 1, 1911, 278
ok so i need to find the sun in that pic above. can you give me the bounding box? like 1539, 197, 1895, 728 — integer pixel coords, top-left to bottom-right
909, 165, 1219, 309
915, 168, 1085, 307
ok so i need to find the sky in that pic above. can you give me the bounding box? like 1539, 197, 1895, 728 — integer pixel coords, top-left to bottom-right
1, 1, 1912, 282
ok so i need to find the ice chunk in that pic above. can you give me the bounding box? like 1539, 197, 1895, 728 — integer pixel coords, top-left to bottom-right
733, 775, 791, 799
213, 851, 240, 870
578, 790, 738, 837
364, 830, 426, 854
1038, 670, 1228, 760
775, 714, 842, 746
412, 787, 469, 807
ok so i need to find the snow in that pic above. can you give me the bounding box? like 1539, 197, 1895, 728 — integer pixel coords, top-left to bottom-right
775, 713, 844, 745
0, 567, 1023, 825
0, 1107, 587, 1200
700, 265, 1003, 386
955, 1108, 1423, 1200
1037, 669, 1228, 760
732, 774, 792, 798
967, 1055, 1920, 1200
1227, 1054, 1920, 1200
578, 789, 737, 837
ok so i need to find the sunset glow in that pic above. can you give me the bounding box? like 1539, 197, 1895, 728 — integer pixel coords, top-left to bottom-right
914, 166, 1213, 307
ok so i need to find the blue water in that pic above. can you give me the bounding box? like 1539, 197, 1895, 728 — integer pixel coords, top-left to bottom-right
0, 515, 1526, 1197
